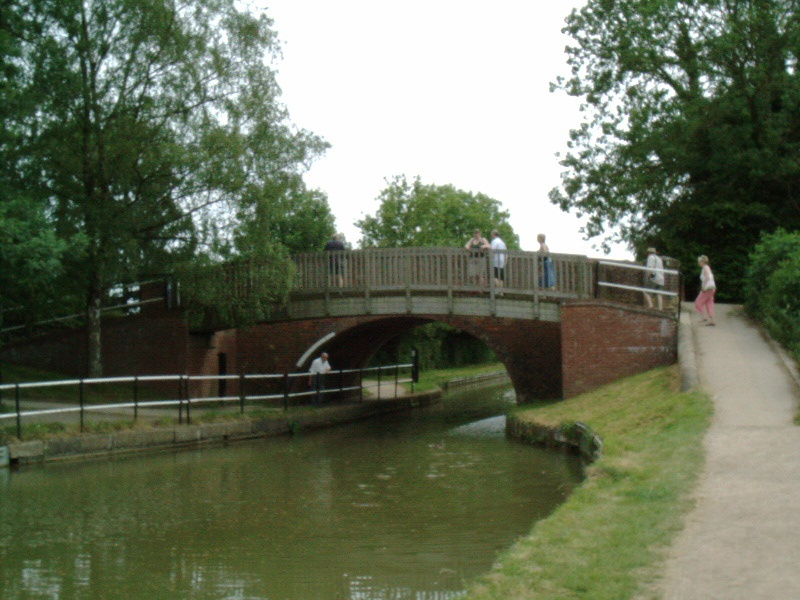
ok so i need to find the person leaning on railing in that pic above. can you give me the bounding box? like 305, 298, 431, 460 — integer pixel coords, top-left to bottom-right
324, 234, 346, 287
537, 233, 556, 288
465, 228, 490, 286
643, 247, 665, 310
308, 352, 332, 404
490, 229, 507, 293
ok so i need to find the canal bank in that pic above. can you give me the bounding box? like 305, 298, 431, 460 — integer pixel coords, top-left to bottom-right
5, 392, 441, 466
466, 363, 712, 599
3, 369, 516, 468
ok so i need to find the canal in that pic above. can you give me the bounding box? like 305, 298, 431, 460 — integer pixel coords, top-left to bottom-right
0, 385, 583, 600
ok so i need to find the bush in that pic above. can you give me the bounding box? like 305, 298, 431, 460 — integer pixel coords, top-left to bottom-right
745, 230, 800, 358
177, 249, 295, 329
762, 252, 800, 355
744, 229, 800, 319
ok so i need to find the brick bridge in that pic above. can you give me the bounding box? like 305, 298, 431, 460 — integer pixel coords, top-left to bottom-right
2, 249, 681, 403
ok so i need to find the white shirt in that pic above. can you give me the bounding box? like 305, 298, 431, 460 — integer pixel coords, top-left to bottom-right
309, 357, 331, 376
491, 236, 507, 268
646, 253, 665, 286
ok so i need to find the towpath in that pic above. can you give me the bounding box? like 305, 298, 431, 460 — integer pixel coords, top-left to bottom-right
658, 303, 800, 599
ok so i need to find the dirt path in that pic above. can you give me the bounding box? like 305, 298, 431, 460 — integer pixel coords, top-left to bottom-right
658, 304, 800, 599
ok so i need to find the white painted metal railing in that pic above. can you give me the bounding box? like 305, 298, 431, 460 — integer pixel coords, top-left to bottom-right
0, 363, 413, 441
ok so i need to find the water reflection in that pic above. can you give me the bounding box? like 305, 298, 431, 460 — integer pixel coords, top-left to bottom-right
0, 386, 582, 600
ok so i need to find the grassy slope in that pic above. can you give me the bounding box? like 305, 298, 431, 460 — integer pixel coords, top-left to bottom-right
411, 362, 505, 392
466, 365, 713, 600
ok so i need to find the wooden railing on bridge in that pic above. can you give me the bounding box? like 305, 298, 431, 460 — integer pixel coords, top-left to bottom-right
289, 247, 682, 317
292, 248, 594, 299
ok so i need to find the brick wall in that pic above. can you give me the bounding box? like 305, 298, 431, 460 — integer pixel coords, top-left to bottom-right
2, 302, 677, 403
561, 302, 677, 398
1, 313, 192, 378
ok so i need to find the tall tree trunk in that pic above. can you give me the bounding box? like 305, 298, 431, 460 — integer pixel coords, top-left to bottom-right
86, 272, 103, 378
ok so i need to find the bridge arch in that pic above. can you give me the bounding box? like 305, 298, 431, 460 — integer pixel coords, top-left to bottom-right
237, 313, 563, 403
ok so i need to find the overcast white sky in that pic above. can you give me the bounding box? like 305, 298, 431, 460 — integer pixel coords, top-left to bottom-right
262, 1, 632, 259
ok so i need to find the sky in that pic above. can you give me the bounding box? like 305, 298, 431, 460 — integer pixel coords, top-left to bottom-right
261, 1, 632, 260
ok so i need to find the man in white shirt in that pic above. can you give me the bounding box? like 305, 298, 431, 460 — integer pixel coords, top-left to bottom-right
490, 230, 507, 293
644, 247, 665, 310
308, 352, 331, 404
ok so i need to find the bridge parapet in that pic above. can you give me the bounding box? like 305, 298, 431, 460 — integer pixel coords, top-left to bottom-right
289, 248, 594, 321
288, 248, 681, 321
292, 248, 593, 297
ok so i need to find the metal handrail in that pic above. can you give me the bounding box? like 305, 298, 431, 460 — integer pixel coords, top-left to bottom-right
0, 363, 413, 441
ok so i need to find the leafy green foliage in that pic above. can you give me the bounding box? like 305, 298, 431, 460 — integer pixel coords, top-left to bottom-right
369, 322, 496, 371
551, 0, 800, 300
744, 230, 800, 356
232, 178, 336, 256
357, 175, 512, 369
0, 197, 67, 325
177, 248, 295, 330
357, 175, 519, 249
3, 0, 328, 372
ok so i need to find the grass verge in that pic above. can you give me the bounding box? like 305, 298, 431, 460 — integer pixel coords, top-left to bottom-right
411, 362, 505, 392
466, 365, 713, 600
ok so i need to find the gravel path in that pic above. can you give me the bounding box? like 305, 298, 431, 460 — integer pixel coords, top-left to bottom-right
658, 303, 800, 599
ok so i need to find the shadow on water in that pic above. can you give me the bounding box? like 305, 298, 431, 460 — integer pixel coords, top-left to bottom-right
0, 385, 583, 600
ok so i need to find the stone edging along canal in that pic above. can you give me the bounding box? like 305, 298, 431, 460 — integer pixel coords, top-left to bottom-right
4, 392, 443, 467
3, 377, 603, 467
505, 415, 604, 463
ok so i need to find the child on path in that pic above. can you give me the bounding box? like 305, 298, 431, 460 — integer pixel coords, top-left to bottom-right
695, 255, 716, 326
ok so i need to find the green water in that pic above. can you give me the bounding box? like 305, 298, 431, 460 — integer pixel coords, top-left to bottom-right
0, 386, 583, 599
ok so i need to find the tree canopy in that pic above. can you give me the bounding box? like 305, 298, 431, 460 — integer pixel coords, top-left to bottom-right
357, 175, 520, 249
2, 0, 330, 374
550, 0, 800, 299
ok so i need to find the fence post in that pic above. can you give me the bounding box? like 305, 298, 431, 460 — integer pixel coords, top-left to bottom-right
15, 383, 21, 441
185, 376, 191, 425
283, 373, 290, 411
394, 365, 399, 399
239, 374, 245, 414
79, 379, 85, 433
377, 367, 382, 401
178, 377, 184, 425
133, 376, 139, 422
358, 367, 363, 403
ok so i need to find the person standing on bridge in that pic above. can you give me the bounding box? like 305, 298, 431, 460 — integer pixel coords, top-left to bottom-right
324, 233, 346, 287
643, 247, 665, 310
695, 255, 716, 326
537, 233, 556, 288
465, 229, 490, 286
308, 352, 332, 404
490, 230, 507, 293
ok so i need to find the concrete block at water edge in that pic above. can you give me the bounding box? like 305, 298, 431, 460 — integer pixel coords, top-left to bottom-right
252, 419, 291, 435
174, 426, 202, 444
199, 422, 230, 441
225, 420, 255, 438
0, 446, 8, 468
8, 440, 45, 461
113, 429, 174, 450
47, 434, 112, 457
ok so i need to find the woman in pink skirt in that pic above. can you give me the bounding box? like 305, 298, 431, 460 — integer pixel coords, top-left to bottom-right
695, 255, 716, 326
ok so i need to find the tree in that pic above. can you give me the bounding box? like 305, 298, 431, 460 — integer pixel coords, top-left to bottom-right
232, 176, 336, 257
0, 3, 66, 327
6, 0, 328, 375
550, 0, 800, 300
357, 175, 519, 249
357, 175, 515, 370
